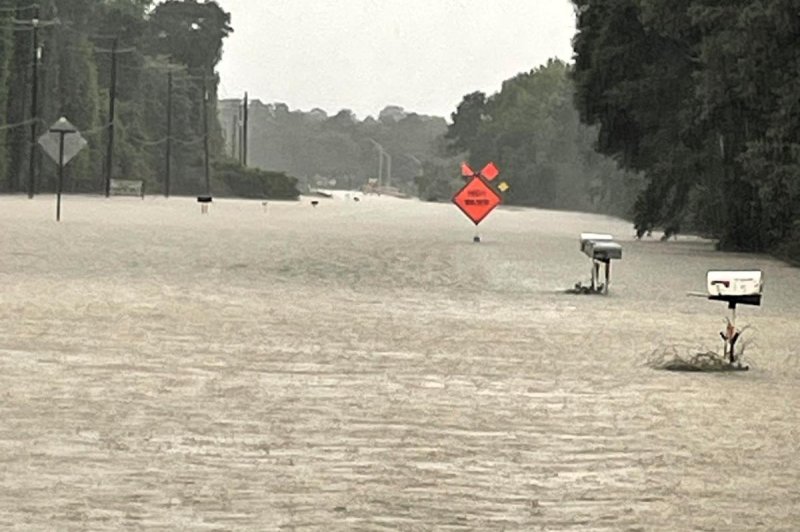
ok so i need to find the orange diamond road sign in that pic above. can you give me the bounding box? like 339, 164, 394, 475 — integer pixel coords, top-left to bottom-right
452, 176, 502, 225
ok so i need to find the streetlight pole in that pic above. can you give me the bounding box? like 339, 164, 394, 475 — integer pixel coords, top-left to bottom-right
242, 91, 248, 166
406, 154, 423, 175
368, 138, 385, 187
230, 115, 237, 159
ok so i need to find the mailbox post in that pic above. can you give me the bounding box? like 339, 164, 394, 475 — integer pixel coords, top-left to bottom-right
706, 270, 763, 364
579, 233, 623, 294
197, 195, 212, 214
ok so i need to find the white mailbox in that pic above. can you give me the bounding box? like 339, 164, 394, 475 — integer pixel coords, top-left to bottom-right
587, 240, 622, 261
576, 233, 622, 294
580, 233, 613, 255
580, 233, 622, 261
707, 270, 763, 306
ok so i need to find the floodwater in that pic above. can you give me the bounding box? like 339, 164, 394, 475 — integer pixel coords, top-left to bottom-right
1, 193, 798, 531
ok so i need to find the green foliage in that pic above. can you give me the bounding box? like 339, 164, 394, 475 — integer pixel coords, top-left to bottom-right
38, 27, 101, 191
145, 0, 231, 73
234, 102, 448, 194
0, 0, 268, 198
5, 0, 36, 192
415, 158, 462, 202
213, 159, 299, 200
445, 59, 636, 215
573, 0, 800, 260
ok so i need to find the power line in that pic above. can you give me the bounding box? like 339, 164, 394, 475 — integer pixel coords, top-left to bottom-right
173, 136, 206, 146
128, 135, 167, 147
94, 46, 136, 54
0, 4, 38, 13
116, 62, 189, 76
0, 117, 38, 131
166, 73, 207, 81
76, 121, 112, 137
11, 18, 58, 27
0, 25, 34, 32
59, 22, 118, 40
128, 134, 207, 147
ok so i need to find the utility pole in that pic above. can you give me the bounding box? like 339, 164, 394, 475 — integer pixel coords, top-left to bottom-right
242, 91, 248, 166
104, 38, 118, 197
238, 103, 243, 164
18, 45, 28, 192
202, 72, 210, 195
165, 71, 172, 197
230, 115, 237, 159
26, 6, 40, 198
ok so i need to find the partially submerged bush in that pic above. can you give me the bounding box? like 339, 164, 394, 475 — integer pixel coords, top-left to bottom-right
213, 159, 300, 200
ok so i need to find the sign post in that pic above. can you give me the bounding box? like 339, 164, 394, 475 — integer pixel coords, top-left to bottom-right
38, 117, 87, 222
452, 162, 502, 242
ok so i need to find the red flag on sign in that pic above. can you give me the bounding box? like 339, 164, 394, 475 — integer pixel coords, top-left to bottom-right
461, 162, 475, 177
481, 162, 499, 181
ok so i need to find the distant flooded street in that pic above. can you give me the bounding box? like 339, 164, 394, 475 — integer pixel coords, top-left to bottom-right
1, 194, 799, 530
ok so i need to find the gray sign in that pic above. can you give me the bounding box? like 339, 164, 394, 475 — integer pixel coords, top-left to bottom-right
38, 117, 87, 166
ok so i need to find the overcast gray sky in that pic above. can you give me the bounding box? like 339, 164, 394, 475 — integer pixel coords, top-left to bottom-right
216, 1, 576, 120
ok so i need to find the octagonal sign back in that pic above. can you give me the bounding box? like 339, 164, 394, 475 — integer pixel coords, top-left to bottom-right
452, 176, 502, 225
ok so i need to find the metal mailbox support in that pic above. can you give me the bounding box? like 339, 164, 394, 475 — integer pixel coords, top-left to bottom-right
579, 233, 623, 294
706, 270, 763, 363
197, 195, 213, 214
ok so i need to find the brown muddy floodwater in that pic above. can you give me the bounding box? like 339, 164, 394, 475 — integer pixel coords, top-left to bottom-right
0, 194, 799, 531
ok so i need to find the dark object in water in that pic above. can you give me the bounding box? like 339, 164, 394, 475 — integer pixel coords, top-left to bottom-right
662, 359, 749, 372
473, 235, 481, 243
565, 282, 605, 295
353, 197, 360, 202
650, 349, 749, 372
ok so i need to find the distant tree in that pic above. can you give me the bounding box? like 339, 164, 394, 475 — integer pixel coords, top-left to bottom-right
444, 60, 636, 214
145, 0, 231, 74
445, 91, 488, 157
237, 102, 447, 193
0, 0, 250, 197
572, 0, 800, 259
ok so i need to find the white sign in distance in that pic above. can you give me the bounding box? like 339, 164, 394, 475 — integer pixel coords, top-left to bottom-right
38, 117, 88, 166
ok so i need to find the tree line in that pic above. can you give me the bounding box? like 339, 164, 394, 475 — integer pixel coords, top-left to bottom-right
236, 60, 637, 213
0, 0, 297, 199
222, 102, 450, 195
441, 59, 637, 215
572, 0, 800, 261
